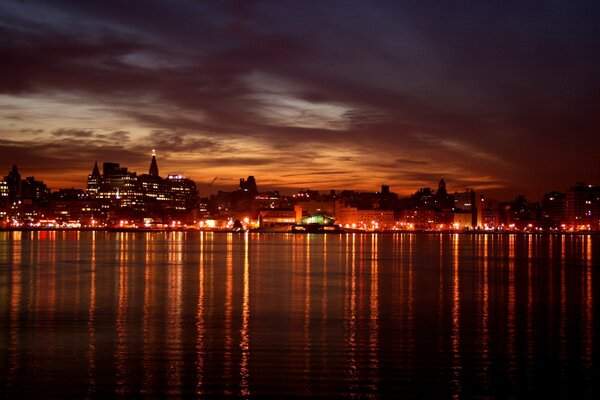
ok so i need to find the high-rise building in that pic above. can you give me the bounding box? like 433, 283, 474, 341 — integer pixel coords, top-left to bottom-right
0, 179, 8, 210
541, 191, 566, 225
96, 162, 142, 209
565, 183, 600, 229
5, 164, 21, 204
21, 176, 49, 205
166, 174, 199, 211
86, 161, 101, 196
453, 189, 477, 227
240, 176, 258, 194
149, 149, 159, 177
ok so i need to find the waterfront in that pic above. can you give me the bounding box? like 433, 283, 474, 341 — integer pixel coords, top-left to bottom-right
0, 231, 598, 398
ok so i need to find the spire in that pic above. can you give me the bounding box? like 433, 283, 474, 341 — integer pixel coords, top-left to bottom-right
438, 176, 447, 196
91, 161, 100, 177
149, 149, 159, 176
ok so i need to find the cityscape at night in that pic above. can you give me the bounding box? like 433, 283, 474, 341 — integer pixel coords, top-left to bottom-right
2, 153, 600, 232
2, 1, 600, 399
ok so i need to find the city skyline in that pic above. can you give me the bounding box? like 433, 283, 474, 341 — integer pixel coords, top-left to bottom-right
1, 1, 600, 198
1, 150, 598, 203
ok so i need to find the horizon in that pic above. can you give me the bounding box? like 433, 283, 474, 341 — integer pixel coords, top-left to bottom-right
1, 154, 595, 203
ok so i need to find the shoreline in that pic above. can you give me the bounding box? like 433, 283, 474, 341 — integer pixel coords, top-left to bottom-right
1, 227, 598, 236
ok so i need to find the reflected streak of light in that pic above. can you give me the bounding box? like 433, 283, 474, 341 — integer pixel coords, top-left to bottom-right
559, 237, 567, 382
87, 231, 97, 395
346, 233, 358, 390
582, 235, 593, 368
240, 233, 251, 397
369, 235, 379, 393
115, 234, 129, 395
142, 233, 155, 395
7, 236, 22, 388
166, 233, 183, 396
223, 233, 234, 395
321, 235, 328, 377
438, 234, 444, 354
527, 235, 534, 382
303, 235, 312, 394
450, 233, 462, 399
507, 234, 516, 385
548, 235, 555, 335
196, 232, 206, 395
405, 233, 415, 386
480, 235, 490, 391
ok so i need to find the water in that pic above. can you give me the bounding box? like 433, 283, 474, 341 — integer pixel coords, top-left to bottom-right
0, 231, 598, 398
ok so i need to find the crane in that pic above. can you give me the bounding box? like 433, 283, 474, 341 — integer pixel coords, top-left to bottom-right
199, 177, 218, 197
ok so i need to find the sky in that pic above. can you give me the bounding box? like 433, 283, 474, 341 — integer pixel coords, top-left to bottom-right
1, 0, 599, 200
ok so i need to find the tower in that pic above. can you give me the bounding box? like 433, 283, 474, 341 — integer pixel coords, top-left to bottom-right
6, 164, 21, 204
438, 177, 447, 196
149, 149, 159, 177
86, 161, 102, 196
91, 161, 100, 177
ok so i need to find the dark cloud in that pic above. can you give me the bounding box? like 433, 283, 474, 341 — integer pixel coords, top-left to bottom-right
52, 128, 95, 138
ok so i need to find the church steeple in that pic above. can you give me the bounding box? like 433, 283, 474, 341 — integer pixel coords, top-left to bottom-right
149, 149, 159, 177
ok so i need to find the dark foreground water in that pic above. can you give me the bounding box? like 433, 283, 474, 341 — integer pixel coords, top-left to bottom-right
0, 231, 598, 398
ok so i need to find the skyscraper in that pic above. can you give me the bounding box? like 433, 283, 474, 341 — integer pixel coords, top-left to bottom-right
5, 164, 21, 204
86, 161, 102, 196
149, 149, 159, 177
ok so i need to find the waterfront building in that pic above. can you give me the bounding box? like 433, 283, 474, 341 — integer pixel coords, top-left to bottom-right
258, 207, 300, 229
336, 205, 395, 230
5, 164, 21, 204
565, 183, 600, 230
86, 161, 101, 196
541, 191, 566, 226
397, 209, 435, 230
454, 189, 477, 226
0, 179, 8, 206
21, 176, 50, 206
452, 211, 473, 229
477, 196, 500, 228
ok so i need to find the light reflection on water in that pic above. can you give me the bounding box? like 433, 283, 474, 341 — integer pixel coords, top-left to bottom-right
0, 231, 598, 398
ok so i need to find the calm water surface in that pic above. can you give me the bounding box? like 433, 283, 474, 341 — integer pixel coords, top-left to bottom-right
0, 231, 598, 398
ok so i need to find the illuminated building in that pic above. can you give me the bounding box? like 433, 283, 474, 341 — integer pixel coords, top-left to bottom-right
86, 161, 101, 196
83, 152, 199, 219
453, 189, 477, 226
499, 195, 539, 228
565, 183, 600, 229
0, 179, 8, 221
477, 195, 499, 228
397, 209, 435, 230
21, 176, 50, 206
291, 213, 343, 233
149, 149, 159, 176
96, 162, 142, 209
336, 205, 395, 230
5, 164, 21, 204
165, 174, 199, 211
251, 191, 282, 218
295, 199, 336, 217
0, 179, 8, 205
258, 207, 300, 229
541, 191, 566, 225
452, 211, 473, 229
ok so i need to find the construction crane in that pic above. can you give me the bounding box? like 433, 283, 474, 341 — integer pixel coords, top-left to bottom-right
199, 177, 218, 197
